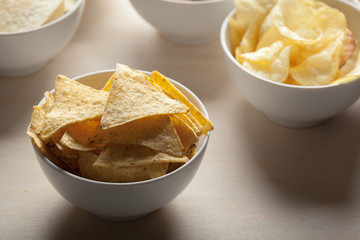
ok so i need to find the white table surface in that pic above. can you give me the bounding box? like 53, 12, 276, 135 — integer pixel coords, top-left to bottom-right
1, 1, 360, 239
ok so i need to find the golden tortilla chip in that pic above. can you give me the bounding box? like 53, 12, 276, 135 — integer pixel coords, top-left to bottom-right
60, 132, 96, 151
101, 73, 115, 92
100, 64, 188, 129
145, 163, 169, 179
78, 151, 105, 181
64, 118, 101, 148
93, 144, 188, 169
28, 63, 214, 183
41, 75, 108, 140
151, 71, 213, 135
170, 115, 199, 151
185, 144, 197, 159
54, 140, 79, 159
79, 151, 168, 182
90, 115, 184, 156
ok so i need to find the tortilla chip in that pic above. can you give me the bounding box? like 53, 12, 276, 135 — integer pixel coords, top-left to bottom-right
150, 71, 213, 135
60, 132, 96, 151
170, 115, 199, 151
100, 64, 188, 129
145, 163, 169, 179
41, 75, 108, 140
93, 144, 189, 168
90, 115, 184, 156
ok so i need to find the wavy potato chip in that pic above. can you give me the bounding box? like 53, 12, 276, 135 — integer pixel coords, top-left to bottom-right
231, 0, 360, 86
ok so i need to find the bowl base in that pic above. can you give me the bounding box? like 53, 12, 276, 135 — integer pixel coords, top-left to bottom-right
265, 114, 326, 128
94, 212, 150, 222
161, 32, 216, 45
0, 61, 48, 77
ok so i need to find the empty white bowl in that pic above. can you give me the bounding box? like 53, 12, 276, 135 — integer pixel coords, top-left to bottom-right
220, 0, 360, 128
31, 69, 211, 221
129, 0, 233, 45
0, 0, 85, 77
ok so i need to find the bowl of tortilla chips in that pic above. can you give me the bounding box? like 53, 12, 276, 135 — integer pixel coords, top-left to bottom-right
129, 0, 233, 45
220, 0, 360, 127
0, 0, 84, 77
27, 64, 213, 221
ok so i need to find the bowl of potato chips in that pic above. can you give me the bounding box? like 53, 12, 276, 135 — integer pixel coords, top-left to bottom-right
221, 0, 360, 127
0, 0, 84, 77
129, 0, 233, 45
27, 64, 213, 221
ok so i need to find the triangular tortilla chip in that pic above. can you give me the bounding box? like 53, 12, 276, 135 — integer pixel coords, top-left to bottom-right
41, 75, 108, 140
170, 115, 199, 151
100, 64, 188, 129
93, 144, 189, 168
90, 115, 184, 156
150, 71, 214, 135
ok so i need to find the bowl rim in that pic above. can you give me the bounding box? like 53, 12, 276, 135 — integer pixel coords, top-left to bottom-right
0, 0, 84, 36
220, 6, 360, 91
35, 68, 211, 187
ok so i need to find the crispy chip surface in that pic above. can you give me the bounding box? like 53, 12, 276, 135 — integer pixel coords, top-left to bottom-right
94, 144, 188, 168
90, 115, 184, 156
28, 64, 213, 183
0, 0, 65, 33
151, 71, 214, 135
100, 64, 188, 129
41, 75, 108, 140
231, 0, 360, 86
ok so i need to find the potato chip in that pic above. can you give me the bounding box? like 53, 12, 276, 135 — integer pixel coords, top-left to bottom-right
150, 71, 214, 135
94, 144, 188, 168
290, 35, 343, 86
240, 41, 292, 83
332, 44, 360, 85
100, 64, 188, 129
231, 0, 277, 52
90, 115, 184, 156
0, 0, 65, 33
231, 0, 360, 86
41, 75, 108, 140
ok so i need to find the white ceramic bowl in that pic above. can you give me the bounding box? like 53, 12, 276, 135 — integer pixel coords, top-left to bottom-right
0, 0, 85, 77
220, 0, 360, 128
31, 69, 211, 221
129, 0, 233, 45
